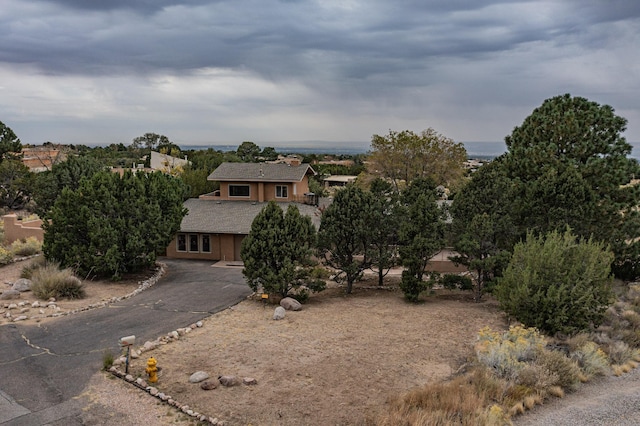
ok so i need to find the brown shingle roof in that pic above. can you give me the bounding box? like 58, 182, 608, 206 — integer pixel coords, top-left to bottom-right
207, 162, 316, 182
180, 199, 322, 234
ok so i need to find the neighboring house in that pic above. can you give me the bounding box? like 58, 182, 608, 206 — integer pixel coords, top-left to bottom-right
166, 162, 322, 262
21, 147, 66, 172
150, 151, 190, 174
202, 162, 317, 204
323, 175, 357, 189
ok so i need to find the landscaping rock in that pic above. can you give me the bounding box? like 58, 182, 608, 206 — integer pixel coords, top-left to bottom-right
280, 297, 302, 311
200, 379, 219, 390
189, 371, 210, 383
243, 377, 258, 385
218, 375, 239, 387
0, 290, 21, 300
273, 306, 286, 320
12, 279, 32, 292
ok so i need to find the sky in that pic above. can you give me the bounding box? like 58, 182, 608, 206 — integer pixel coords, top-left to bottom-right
1, 0, 639, 150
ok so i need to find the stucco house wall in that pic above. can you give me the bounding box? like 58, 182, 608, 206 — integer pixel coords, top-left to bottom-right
2, 214, 44, 244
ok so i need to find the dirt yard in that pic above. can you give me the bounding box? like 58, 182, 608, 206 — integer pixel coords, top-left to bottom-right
1, 259, 507, 425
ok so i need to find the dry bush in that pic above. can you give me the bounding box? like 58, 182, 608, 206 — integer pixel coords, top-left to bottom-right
516, 363, 559, 392
0, 246, 12, 265
31, 263, 85, 300
604, 341, 635, 365
570, 341, 610, 378
10, 237, 41, 256
547, 386, 564, 398
20, 255, 47, 279
375, 369, 510, 426
534, 349, 582, 391
475, 326, 545, 380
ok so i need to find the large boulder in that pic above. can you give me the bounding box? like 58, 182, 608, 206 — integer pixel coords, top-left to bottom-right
280, 297, 302, 311
0, 290, 21, 300
12, 279, 32, 292
273, 306, 286, 320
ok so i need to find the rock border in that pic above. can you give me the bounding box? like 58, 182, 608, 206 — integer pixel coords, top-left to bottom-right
1, 262, 167, 323
108, 318, 229, 425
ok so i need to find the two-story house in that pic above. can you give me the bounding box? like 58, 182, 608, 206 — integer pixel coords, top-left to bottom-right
165, 162, 321, 262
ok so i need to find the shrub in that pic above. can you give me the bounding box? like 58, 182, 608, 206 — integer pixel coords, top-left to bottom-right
20, 256, 47, 279
31, 263, 85, 300
534, 349, 582, 391
475, 326, 546, 380
570, 342, 610, 378
441, 274, 473, 291
495, 229, 614, 335
0, 246, 13, 265
10, 237, 42, 256
604, 341, 635, 365
399, 271, 427, 302
102, 350, 114, 370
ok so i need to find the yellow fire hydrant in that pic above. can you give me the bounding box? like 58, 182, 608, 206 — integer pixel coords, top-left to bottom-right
146, 357, 158, 383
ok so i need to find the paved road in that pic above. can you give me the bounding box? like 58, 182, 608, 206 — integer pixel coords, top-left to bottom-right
0, 259, 250, 425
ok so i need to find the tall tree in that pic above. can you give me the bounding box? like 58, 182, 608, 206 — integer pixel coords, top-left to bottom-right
241, 202, 324, 298
502, 94, 640, 278
32, 156, 105, 217
369, 128, 467, 191
0, 160, 33, 209
131, 133, 170, 151
368, 178, 400, 286
317, 185, 376, 294
449, 159, 517, 301
236, 141, 261, 163
495, 229, 614, 335
0, 121, 22, 163
397, 178, 446, 302
43, 170, 187, 279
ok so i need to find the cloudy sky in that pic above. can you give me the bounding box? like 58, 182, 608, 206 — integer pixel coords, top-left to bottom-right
1, 0, 639, 149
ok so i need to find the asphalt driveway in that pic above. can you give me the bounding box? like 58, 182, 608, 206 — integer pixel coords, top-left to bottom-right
0, 258, 250, 425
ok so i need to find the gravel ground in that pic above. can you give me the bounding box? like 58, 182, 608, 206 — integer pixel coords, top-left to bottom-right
515, 365, 640, 426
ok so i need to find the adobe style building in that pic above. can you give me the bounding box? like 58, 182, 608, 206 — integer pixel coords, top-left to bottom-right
165, 162, 322, 262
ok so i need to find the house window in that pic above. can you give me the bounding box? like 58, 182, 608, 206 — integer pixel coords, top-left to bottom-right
189, 234, 199, 252
176, 234, 187, 252
201, 235, 211, 253
276, 185, 288, 198
229, 184, 250, 197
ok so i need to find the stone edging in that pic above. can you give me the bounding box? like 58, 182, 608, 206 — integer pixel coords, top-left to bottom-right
108, 318, 228, 425
2, 262, 167, 323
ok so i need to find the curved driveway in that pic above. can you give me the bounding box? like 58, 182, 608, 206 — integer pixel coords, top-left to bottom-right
0, 259, 249, 425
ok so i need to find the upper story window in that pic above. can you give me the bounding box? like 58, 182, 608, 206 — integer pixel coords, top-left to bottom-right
276, 185, 288, 198
229, 184, 250, 197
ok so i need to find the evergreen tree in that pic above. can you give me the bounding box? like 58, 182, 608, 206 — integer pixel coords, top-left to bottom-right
502, 94, 640, 278
0, 121, 22, 163
241, 202, 323, 298
43, 170, 187, 279
317, 185, 376, 294
449, 160, 517, 301
495, 229, 614, 335
398, 178, 445, 302
368, 178, 399, 286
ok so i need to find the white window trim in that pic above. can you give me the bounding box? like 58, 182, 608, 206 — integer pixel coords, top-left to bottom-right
276, 185, 288, 198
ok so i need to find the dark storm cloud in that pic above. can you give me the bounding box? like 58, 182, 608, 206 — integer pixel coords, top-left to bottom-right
1, 0, 638, 145
2, 0, 609, 79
